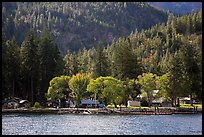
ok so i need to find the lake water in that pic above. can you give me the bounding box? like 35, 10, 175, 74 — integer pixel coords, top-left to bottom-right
2, 113, 202, 135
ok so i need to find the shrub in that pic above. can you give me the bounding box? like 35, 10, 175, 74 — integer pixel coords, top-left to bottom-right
34, 102, 41, 108
24, 103, 31, 109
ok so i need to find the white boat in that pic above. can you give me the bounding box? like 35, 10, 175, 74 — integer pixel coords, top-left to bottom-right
82, 110, 92, 114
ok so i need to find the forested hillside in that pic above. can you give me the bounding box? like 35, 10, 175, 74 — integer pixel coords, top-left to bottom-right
62, 11, 202, 105
2, 7, 202, 106
2, 2, 168, 54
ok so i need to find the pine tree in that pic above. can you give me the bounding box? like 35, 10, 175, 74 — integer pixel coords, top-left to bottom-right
20, 29, 38, 103
77, 48, 89, 74
167, 52, 183, 107
2, 38, 20, 97
37, 29, 63, 102
2, 35, 8, 98
186, 15, 192, 35
180, 37, 201, 105
112, 38, 138, 80
92, 41, 109, 78
166, 13, 175, 53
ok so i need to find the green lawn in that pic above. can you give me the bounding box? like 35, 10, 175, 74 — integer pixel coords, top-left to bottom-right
179, 103, 202, 109
106, 103, 202, 109
106, 104, 149, 109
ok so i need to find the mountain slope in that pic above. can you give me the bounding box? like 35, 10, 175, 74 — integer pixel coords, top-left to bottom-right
2, 2, 168, 54
149, 2, 202, 15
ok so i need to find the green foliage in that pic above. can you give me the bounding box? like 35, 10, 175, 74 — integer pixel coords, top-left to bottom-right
2, 2, 168, 54
2, 3, 202, 106
37, 29, 64, 102
92, 41, 109, 78
120, 78, 141, 107
156, 73, 171, 101
111, 38, 139, 79
46, 76, 70, 103
68, 73, 92, 107
33, 102, 41, 108
178, 36, 202, 103
2, 28, 64, 103
20, 29, 38, 102
167, 51, 184, 106
24, 103, 31, 109
2, 38, 20, 99
137, 72, 157, 106
87, 76, 124, 107
87, 76, 106, 102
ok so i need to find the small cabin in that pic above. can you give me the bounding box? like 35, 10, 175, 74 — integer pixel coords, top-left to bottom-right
80, 99, 99, 108
2, 99, 19, 109
179, 97, 195, 104
152, 97, 172, 107
127, 100, 141, 107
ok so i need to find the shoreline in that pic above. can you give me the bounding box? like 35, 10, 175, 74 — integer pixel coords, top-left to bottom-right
2, 107, 202, 115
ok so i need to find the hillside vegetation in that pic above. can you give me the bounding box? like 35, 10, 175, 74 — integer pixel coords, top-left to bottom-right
2, 2, 168, 54
2, 2, 202, 107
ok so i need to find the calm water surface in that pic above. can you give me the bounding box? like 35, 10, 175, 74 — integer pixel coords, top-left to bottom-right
2, 113, 202, 135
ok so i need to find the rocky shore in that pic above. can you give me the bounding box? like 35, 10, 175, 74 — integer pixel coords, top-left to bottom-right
2, 107, 202, 115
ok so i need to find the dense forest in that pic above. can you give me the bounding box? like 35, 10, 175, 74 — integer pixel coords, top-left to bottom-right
2, 2, 202, 107
2, 2, 168, 54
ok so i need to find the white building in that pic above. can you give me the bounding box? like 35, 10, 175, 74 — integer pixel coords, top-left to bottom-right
127, 100, 141, 107
80, 99, 99, 108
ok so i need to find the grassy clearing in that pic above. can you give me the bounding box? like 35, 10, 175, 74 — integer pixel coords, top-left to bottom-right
179, 104, 202, 109
106, 103, 202, 109
106, 104, 149, 109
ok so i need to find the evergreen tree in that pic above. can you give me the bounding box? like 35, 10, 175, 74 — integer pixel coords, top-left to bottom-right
166, 13, 176, 53
180, 37, 201, 105
77, 48, 89, 74
37, 29, 63, 102
186, 15, 192, 35
92, 41, 109, 78
112, 38, 138, 80
20, 29, 38, 103
70, 51, 79, 76
167, 52, 183, 107
2, 35, 8, 98
4, 38, 20, 99
64, 50, 72, 76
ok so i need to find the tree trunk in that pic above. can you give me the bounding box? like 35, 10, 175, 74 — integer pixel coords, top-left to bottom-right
31, 77, 33, 104
113, 102, 117, 108
190, 94, 193, 106
177, 97, 180, 107
119, 103, 122, 111
125, 99, 128, 107
147, 92, 151, 107
12, 79, 15, 98
171, 97, 174, 107
77, 99, 80, 108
